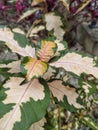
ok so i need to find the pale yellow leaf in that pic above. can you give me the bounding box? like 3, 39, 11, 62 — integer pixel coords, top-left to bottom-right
37, 40, 57, 62
0, 28, 36, 57
50, 52, 98, 79
23, 57, 48, 80
31, 0, 44, 6
45, 13, 65, 41
0, 77, 45, 130
49, 80, 82, 108
0, 60, 21, 73
29, 118, 46, 130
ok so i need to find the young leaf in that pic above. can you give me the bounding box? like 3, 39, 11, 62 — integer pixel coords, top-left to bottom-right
45, 13, 65, 41
0, 60, 21, 73
50, 52, 98, 79
0, 28, 36, 58
0, 77, 50, 130
37, 40, 57, 62
21, 57, 48, 80
48, 80, 82, 108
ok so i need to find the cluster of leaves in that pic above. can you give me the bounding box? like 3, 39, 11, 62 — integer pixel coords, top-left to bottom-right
0, 0, 98, 130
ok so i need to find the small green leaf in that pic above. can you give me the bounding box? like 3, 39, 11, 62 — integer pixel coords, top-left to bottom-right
14, 32, 30, 47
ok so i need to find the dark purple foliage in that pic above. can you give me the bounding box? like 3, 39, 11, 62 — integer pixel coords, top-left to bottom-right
0, 0, 27, 15
46, 0, 57, 11
15, 0, 26, 15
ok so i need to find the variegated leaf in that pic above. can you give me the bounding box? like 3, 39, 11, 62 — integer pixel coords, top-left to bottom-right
45, 13, 65, 41
0, 28, 36, 58
82, 116, 98, 130
29, 25, 45, 37
21, 57, 48, 80
37, 40, 57, 62
0, 77, 49, 130
55, 40, 68, 53
26, 20, 42, 37
0, 60, 21, 73
18, 8, 42, 22
50, 52, 98, 79
48, 80, 82, 108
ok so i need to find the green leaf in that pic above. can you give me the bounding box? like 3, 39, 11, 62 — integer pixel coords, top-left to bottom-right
45, 13, 65, 41
14, 32, 30, 47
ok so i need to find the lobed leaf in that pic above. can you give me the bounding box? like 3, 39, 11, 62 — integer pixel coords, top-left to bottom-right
50, 52, 98, 79
45, 13, 65, 41
21, 57, 48, 80
48, 80, 82, 108
0, 77, 50, 130
37, 40, 57, 62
